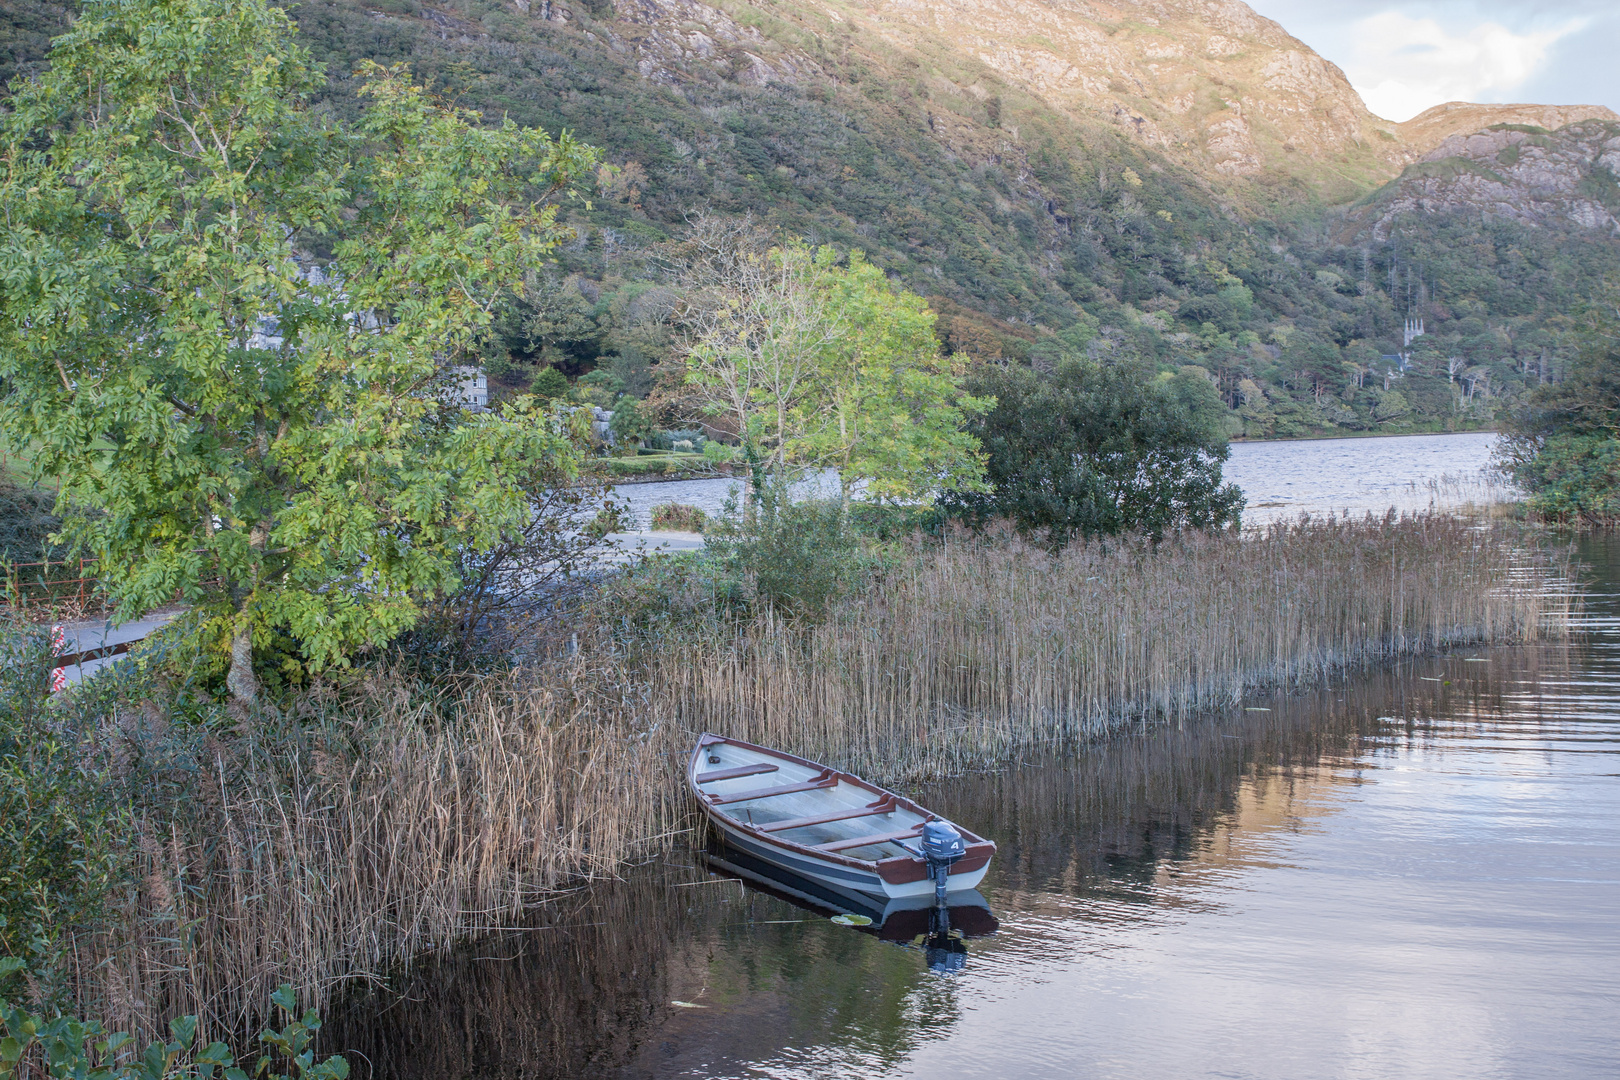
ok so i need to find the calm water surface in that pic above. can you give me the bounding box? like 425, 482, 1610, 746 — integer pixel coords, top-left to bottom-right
332, 533, 1620, 1079
610, 432, 1503, 528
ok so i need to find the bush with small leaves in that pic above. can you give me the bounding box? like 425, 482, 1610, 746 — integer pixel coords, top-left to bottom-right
0, 982, 347, 1080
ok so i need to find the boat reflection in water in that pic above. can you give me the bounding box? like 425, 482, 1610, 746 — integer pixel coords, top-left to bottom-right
703, 838, 998, 973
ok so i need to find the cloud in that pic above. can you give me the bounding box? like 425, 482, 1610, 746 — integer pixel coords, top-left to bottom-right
1345, 12, 1586, 121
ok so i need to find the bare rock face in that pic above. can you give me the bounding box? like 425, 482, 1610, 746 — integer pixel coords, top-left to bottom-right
860, 0, 1399, 186
596, 0, 824, 86
1355, 120, 1620, 238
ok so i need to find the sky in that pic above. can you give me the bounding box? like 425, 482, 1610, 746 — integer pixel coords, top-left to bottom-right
1241, 0, 1620, 122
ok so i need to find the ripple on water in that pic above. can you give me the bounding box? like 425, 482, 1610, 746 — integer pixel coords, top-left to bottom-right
328, 525, 1619, 1080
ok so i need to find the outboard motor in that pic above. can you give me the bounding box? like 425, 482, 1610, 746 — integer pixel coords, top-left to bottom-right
921, 820, 966, 908
921, 820, 968, 973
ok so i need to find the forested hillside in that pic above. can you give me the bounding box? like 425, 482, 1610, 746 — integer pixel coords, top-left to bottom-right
7, 0, 1620, 437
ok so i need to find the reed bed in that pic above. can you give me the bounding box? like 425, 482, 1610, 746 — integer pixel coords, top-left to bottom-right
652, 512, 1575, 780
46, 511, 1574, 1050
62, 669, 687, 1047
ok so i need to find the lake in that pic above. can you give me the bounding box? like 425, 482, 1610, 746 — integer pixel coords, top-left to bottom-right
610, 432, 1507, 529
328, 529, 1620, 1078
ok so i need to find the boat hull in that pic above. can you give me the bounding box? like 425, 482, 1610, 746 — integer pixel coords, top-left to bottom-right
706, 798, 989, 900
704, 844, 1000, 940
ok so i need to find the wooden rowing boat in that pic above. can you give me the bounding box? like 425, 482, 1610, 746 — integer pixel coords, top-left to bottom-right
687, 732, 995, 900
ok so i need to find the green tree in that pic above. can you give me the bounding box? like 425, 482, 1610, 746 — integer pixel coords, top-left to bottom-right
946, 358, 1244, 543
1498, 302, 1620, 524
531, 366, 571, 400
800, 250, 990, 502
676, 219, 986, 502
0, 0, 598, 701
608, 395, 655, 447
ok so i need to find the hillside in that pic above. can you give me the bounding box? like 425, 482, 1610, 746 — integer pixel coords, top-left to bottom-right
1353, 119, 1620, 238
6, 0, 1620, 438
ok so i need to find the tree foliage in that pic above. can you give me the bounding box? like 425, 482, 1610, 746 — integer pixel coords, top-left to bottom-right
0, 0, 598, 700
1498, 299, 1620, 524
947, 358, 1244, 543
673, 219, 988, 501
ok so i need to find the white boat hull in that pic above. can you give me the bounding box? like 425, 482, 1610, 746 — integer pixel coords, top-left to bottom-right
710, 815, 988, 900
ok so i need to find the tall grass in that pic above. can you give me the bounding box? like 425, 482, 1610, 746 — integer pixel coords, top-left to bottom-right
45, 511, 1573, 1047
649, 513, 1575, 780
61, 671, 686, 1046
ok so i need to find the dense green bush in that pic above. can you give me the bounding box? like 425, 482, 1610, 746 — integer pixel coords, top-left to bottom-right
0, 484, 61, 566
0, 983, 347, 1079
703, 484, 878, 616
946, 358, 1244, 543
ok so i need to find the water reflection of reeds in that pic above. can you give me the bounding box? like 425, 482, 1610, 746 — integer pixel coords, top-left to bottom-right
325, 638, 1588, 1079
323, 861, 935, 1079
61, 515, 1578, 1053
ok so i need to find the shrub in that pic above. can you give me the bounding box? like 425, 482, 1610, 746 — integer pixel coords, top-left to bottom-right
649, 503, 707, 531
705, 484, 872, 615
946, 357, 1244, 544
0, 983, 348, 1080
0, 621, 127, 994
0, 484, 62, 565
649, 429, 706, 452
607, 396, 654, 446
702, 441, 737, 465
531, 366, 569, 400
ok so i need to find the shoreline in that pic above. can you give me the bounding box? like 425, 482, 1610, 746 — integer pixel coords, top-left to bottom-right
1229, 427, 1497, 445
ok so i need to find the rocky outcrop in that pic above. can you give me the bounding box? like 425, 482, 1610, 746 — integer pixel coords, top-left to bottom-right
342, 0, 1620, 211
1396, 102, 1619, 159
1354, 120, 1620, 237
592, 0, 823, 87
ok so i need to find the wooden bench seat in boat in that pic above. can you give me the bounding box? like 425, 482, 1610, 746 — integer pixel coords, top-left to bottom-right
708, 768, 839, 805
695, 762, 780, 784
815, 826, 926, 853
757, 797, 901, 833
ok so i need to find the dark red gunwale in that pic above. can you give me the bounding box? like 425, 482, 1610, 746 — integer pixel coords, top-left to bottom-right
688, 732, 995, 884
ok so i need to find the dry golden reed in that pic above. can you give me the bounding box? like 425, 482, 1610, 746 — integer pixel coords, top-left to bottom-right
58, 511, 1573, 1045
66, 669, 688, 1045
653, 513, 1575, 779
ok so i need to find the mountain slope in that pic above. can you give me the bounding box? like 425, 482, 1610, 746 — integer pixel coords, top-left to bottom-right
6, 0, 1620, 439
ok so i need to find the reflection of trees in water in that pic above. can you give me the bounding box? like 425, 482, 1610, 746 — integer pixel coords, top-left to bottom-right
323, 871, 689, 1078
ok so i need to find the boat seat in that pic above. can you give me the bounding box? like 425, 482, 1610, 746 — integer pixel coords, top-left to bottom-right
814, 826, 925, 854
696, 762, 780, 784
757, 797, 900, 833
709, 768, 839, 805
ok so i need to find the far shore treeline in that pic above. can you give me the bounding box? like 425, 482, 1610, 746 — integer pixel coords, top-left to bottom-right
0, 0, 1615, 1070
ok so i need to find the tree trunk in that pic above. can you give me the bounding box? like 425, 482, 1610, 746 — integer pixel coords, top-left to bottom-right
226, 615, 260, 706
